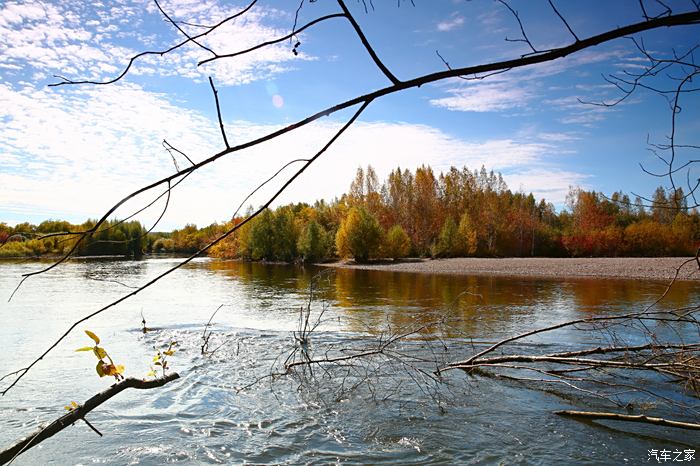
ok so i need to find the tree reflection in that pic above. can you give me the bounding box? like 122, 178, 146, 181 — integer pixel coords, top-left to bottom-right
204, 260, 700, 340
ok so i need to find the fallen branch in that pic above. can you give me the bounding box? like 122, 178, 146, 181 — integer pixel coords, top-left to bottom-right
0, 373, 179, 465
555, 409, 700, 430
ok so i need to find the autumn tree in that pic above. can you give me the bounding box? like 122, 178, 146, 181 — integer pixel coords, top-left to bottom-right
457, 212, 478, 257
411, 165, 441, 255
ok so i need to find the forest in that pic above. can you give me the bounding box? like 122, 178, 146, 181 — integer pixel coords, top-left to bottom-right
2, 164, 698, 262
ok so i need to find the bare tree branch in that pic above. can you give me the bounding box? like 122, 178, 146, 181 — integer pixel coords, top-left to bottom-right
199, 13, 346, 65
336, 0, 401, 84
49, 0, 259, 87
0, 374, 179, 465
547, 0, 579, 42
208, 76, 230, 149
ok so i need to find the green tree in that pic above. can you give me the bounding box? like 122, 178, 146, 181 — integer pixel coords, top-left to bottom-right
297, 220, 330, 262
335, 206, 383, 262
384, 225, 410, 259
434, 217, 461, 257
248, 209, 276, 261
273, 207, 298, 262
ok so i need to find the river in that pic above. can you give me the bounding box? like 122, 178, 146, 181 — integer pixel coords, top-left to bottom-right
0, 257, 698, 464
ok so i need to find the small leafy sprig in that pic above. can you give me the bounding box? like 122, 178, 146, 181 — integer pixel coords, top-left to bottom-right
64, 401, 79, 411
148, 341, 177, 377
75, 330, 125, 380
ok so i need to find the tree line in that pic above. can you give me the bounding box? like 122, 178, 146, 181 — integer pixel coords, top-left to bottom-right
2, 164, 698, 261
0, 219, 147, 258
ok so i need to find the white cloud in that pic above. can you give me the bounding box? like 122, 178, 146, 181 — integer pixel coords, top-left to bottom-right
0, 0, 307, 87
0, 1, 138, 81
536, 132, 580, 142
437, 14, 465, 32
429, 48, 631, 116
543, 95, 614, 126
0, 81, 219, 225
0, 80, 580, 228
505, 168, 589, 205
142, 0, 311, 86
430, 82, 534, 112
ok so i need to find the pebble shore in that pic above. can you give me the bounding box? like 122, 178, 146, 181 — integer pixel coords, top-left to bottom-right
323, 257, 700, 281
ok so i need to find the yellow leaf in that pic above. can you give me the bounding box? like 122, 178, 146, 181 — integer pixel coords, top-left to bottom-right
92, 347, 107, 359
146, 369, 156, 377
85, 330, 100, 344
153, 353, 161, 362
64, 402, 79, 411
96, 360, 106, 377
163, 350, 175, 356
75, 346, 93, 352
102, 364, 125, 377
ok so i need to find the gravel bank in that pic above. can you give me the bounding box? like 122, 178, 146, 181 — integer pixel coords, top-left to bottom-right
321, 257, 700, 281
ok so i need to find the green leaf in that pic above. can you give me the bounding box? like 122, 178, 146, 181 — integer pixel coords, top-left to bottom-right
75, 346, 93, 352
96, 360, 106, 377
85, 330, 100, 344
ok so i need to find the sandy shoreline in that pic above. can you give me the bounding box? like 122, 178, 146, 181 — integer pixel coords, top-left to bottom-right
320, 257, 700, 281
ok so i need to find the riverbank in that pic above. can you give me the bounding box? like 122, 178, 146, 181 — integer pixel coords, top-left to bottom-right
322, 257, 700, 281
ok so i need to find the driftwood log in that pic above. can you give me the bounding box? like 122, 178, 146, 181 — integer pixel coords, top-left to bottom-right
0, 373, 179, 465
555, 410, 700, 430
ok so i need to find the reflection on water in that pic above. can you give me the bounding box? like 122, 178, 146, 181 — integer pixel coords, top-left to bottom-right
203, 259, 700, 339
0, 258, 698, 465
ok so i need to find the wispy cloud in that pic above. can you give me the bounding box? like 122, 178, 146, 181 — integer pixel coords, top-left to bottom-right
543, 95, 615, 126
437, 13, 464, 32
430, 82, 534, 112
536, 132, 580, 142
429, 48, 632, 117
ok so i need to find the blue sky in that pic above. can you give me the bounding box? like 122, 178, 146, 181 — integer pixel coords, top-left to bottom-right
1, 0, 698, 229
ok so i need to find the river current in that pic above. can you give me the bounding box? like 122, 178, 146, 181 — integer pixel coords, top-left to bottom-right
0, 257, 698, 464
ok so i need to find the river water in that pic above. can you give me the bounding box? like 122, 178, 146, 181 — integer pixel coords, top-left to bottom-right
0, 257, 698, 465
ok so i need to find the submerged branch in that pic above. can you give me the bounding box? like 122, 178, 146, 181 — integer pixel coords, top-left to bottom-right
555, 409, 700, 430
